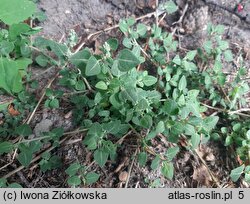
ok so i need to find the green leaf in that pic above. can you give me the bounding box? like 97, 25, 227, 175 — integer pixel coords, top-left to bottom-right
34, 37, 68, 63
117, 49, 140, 72
211, 133, 220, 141
8, 183, 23, 188
224, 50, 233, 62
178, 75, 187, 91
17, 150, 33, 167
48, 42, 68, 62
49, 99, 59, 108
184, 124, 196, 136
145, 131, 157, 140
15, 124, 32, 137
84, 123, 103, 150
203, 116, 219, 132
119, 20, 129, 33
0, 142, 13, 155
177, 94, 185, 106
215, 25, 225, 34
173, 55, 181, 65
51, 127, 65, 140
245, 166, 250, 172
109, 94, 121, 109
0, 102, 10, 111
75, 80, 85, 91
191, 133, 200, 149
203, 40, 213, 53
138, 152, 147, 166
107, 38, 118, 51
29, 141, 42, 153
121, 88, 138, 104
165, 147, 179, 161
0, 178, 7, 187
41, 152, 51, 160
163, 99, 179, 115
137, 98, 149, 111
122, 37, 133, 48
161, 161, 174, 179
102, 141, 116, 158
137, 23, 147, 36
244, 166, 250, 182
214, 60, 222, 73
94, 149, 109, 167
217, 74, 226, 85
0, 58, 24, 94
85, 172, 100, 185
85, 56, 101, 76
69, 48, 91, 69
35, 55, 48, 67
244, 173, 250, 183
246, 130, 250, 140
183, 61, 197, 71
65, 163, 81, 176
147, 90, 162, 101
171, 122, 184, 135
84, 138, 97, 150
33, 10, 47, 22
86, 123, 103, 138
163, 0, 178, 14
40, 155, 61, 172
225, 135, 233, 146
230, 165, 245, 182
140, 115, 153, 128
9, 23, 28, 40
0, 0, 36, 25
233, 123, 241, 132
111, 60, 126, 77
151, 155, 161, 170
185, 50, 197, 61
156, 121, 165, 134
143, 75, 157, 86
102, 120, 121, 135
95, 81, 108, 90
16, 58, 32, 71
67, 176, 81, 187
218, 40, 229, 50
45, 88, 53, 97
0, 41, 14, 56
127, 17, 136, 26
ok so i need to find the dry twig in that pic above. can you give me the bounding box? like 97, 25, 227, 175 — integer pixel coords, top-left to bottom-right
125, 148, 138, 188
74, 11, 165, 53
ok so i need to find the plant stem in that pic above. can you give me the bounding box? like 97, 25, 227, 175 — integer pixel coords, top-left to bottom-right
18, 136, 51, 144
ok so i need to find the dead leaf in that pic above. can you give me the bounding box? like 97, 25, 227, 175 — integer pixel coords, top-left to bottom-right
107, 16, 113, 25
119, 171, 128, 182
192, 165, 212, 186
205, 152, 215, 161
196, 145, 215, 161
8, 104, 20, 116
243, 46, 250, 59
148, 0, 156, 9
114, 157, 129, 173
237, 155, 244, 165
94, 40, 102, 55
64, 111, 72, 119
136, 0, 156, 9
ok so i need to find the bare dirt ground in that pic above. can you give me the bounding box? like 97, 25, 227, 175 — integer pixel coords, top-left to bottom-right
2, 0, 250, 188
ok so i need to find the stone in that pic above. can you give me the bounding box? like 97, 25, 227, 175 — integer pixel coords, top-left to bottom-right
34, 119, 53, 137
